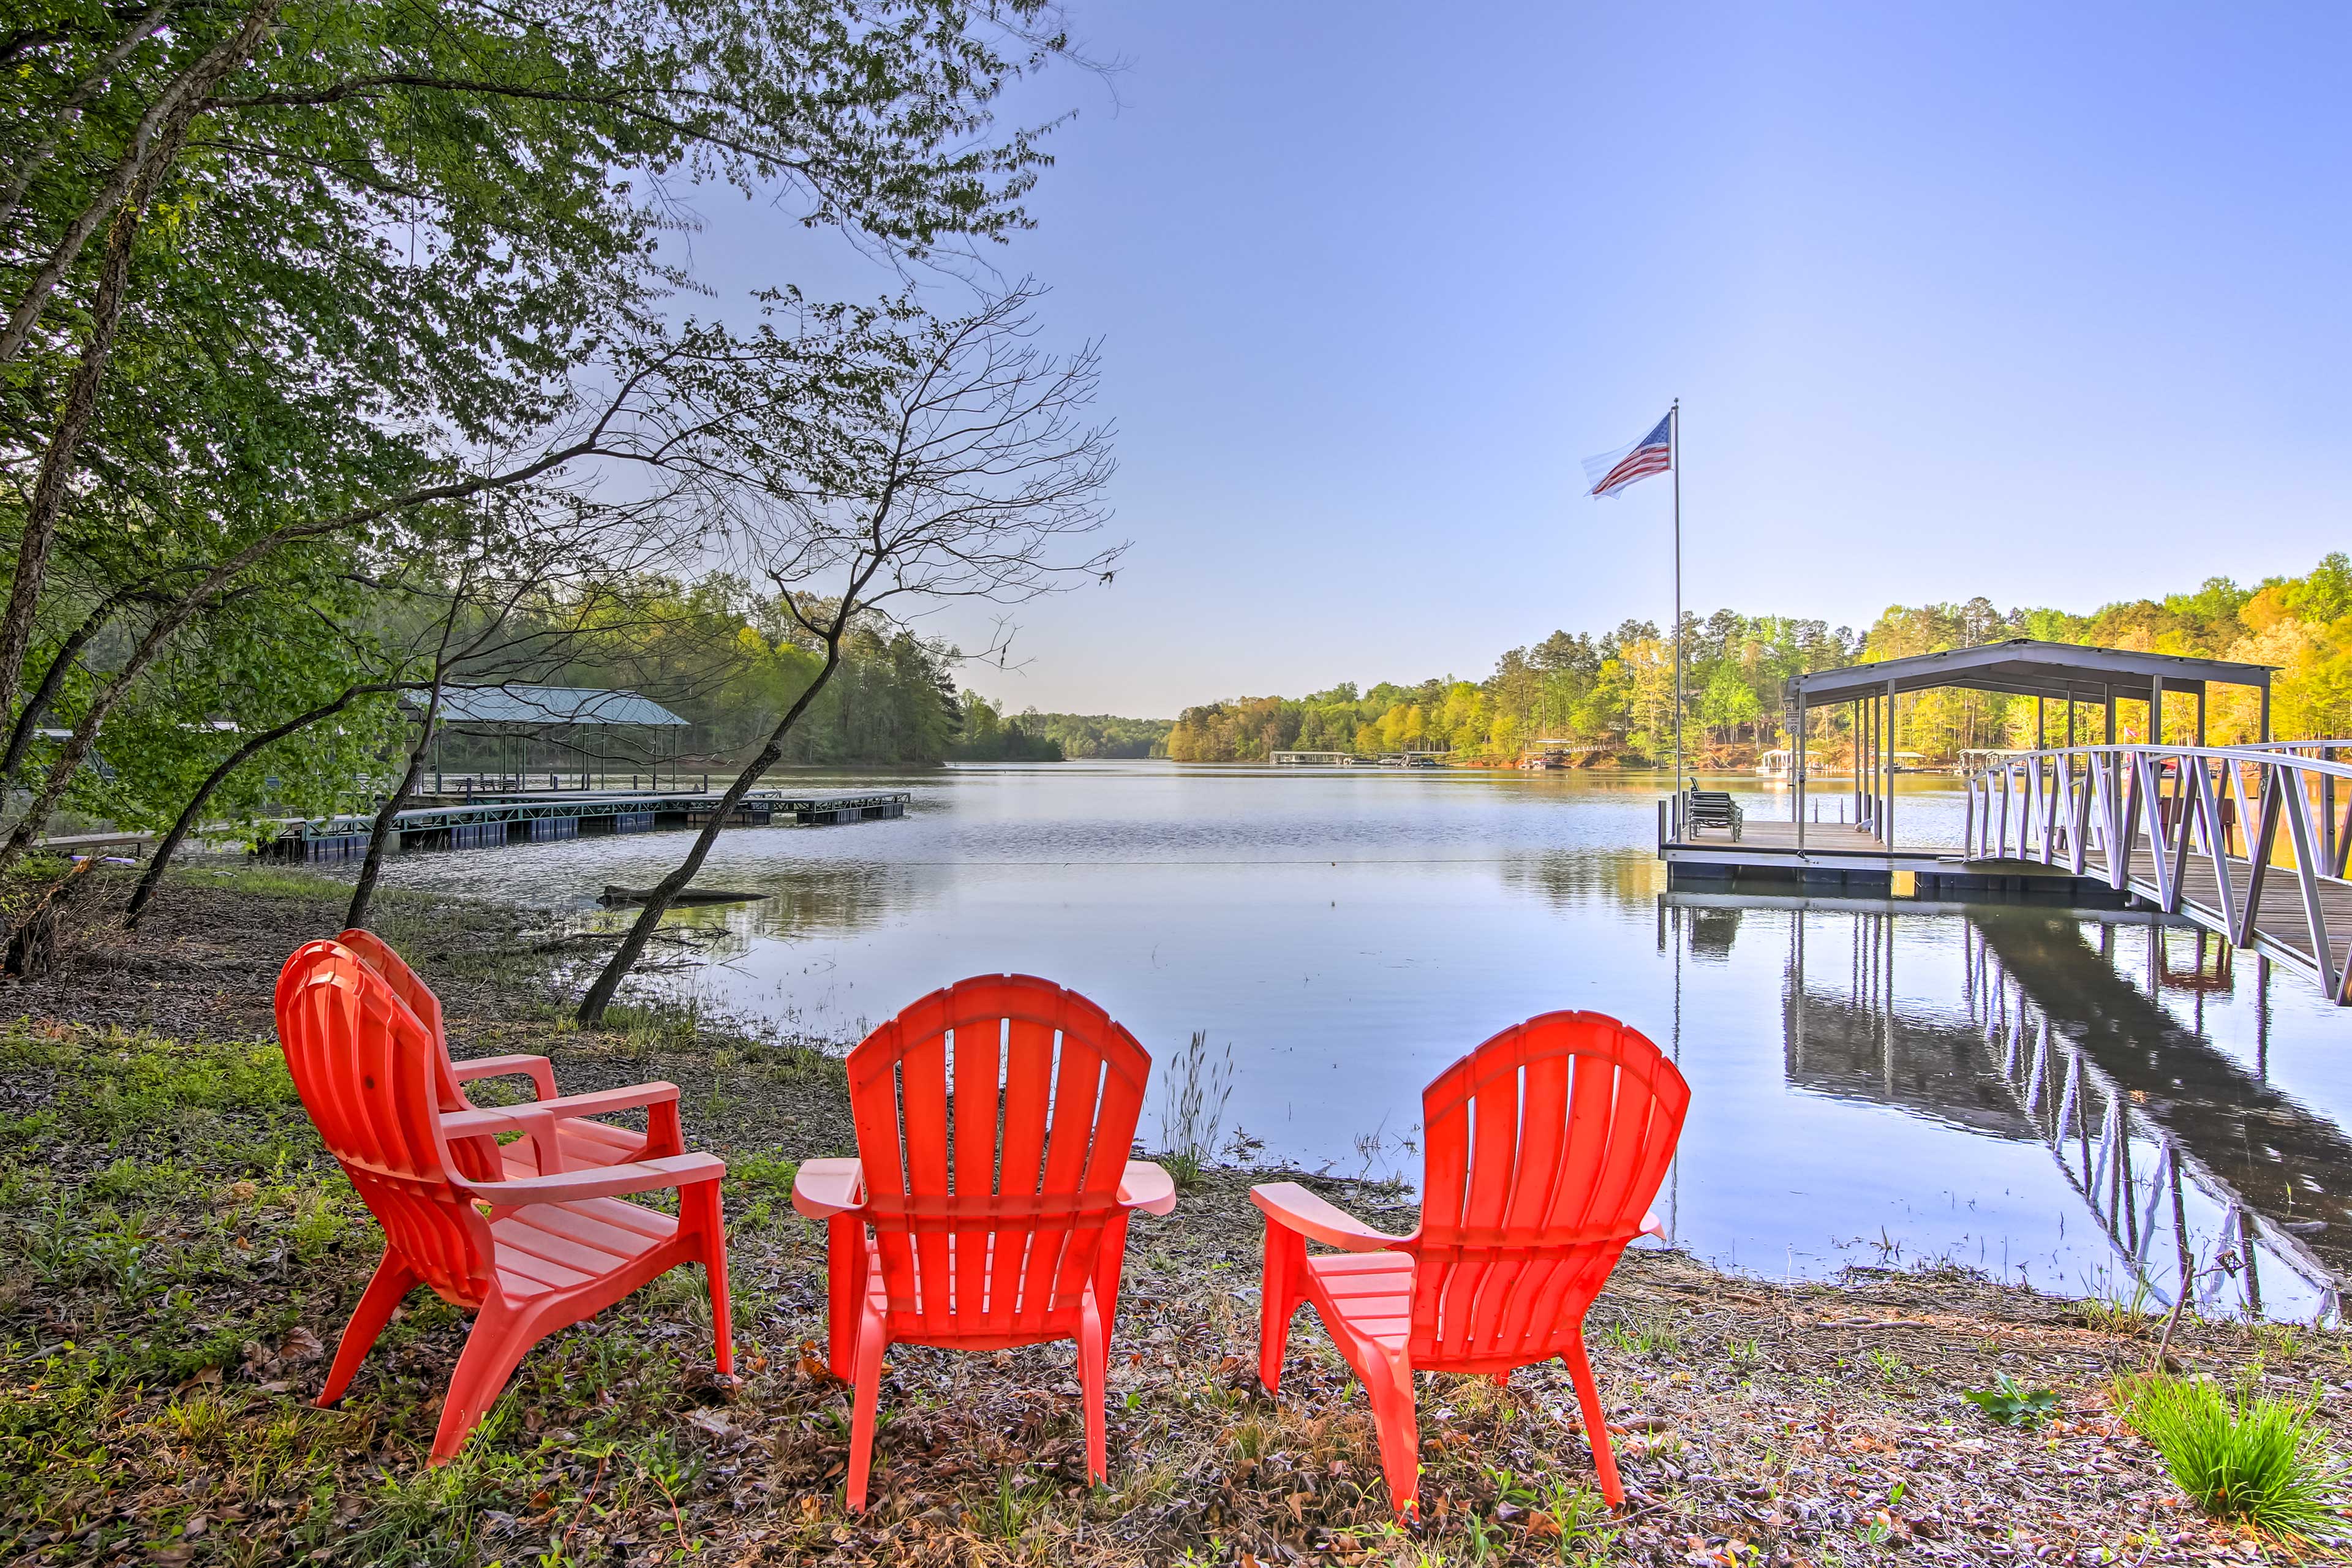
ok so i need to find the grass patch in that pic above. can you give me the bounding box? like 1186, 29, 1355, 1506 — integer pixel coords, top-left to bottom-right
2114, 1372, 2348, 1542
1156, 1029, 1233, 1191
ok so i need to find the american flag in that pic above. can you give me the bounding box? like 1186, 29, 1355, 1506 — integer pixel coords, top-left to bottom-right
1582, 411, 1673, 497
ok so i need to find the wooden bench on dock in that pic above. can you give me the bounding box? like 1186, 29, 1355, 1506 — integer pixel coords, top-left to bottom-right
1684, 789, 1743, 842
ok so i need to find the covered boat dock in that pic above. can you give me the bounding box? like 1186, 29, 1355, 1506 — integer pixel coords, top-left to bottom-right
1662, 639, 2277, 887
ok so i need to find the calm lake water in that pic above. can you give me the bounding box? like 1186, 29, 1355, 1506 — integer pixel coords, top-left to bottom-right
375, 761, 2352, 1317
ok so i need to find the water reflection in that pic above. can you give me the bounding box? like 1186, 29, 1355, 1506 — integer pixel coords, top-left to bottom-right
1782, 912, 2032, 1140
1670, 888, 2347, 1319
1970, 911, 2346, 1316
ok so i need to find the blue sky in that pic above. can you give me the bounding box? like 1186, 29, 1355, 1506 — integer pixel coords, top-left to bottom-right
686, 2, 2351, 717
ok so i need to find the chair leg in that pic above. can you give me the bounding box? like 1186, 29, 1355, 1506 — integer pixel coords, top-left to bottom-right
1257, 1219, 1306, 1393
317, 1250, 417, 1408
430, 1297, 538, 1466
1363, 1354, 1422, 1521
1562, 1330, 1623, 1507
1091, 1210, 1134, 1335
684, 1181, 734, 1376
843, 1306, 888, 1513
1077, 1288, 1108, 1485
826, 1215, 867, 1383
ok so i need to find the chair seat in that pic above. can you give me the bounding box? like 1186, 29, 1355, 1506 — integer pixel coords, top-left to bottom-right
853, 1232, 1094, 1341
498, 1117, 648, 1180
1305, 1250, 1415, 1354
489, 1196, 677, 1300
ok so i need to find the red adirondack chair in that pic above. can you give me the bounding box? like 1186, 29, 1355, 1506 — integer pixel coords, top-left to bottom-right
791, 975, 1177, 1511
1253, 1010, 1688, 1517
337, 927, 658, 1181
276, 938, 733, 1463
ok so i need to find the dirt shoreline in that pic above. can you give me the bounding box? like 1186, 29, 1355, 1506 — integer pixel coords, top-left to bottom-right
0, 866, 2340, 1564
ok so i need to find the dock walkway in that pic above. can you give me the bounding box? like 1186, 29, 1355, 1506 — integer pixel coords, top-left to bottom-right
272, 786, 911, 862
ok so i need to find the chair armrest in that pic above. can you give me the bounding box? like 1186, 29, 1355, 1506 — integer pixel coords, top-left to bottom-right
450, 1053, 557, 1101
1639, 1210, 1667, 1240
440, 1080, 680, 1136
1251, 1182, 1412, 1253
1118, 1159, 1178, 1216
460, 1152, 724, 1206
791, 1157, 865, 1219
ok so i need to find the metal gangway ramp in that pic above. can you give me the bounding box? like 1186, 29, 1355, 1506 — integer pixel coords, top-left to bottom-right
1967, 740, 2352, 1005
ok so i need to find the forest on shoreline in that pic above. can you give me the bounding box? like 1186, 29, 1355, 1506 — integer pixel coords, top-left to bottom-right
1162, 554, 2352, 767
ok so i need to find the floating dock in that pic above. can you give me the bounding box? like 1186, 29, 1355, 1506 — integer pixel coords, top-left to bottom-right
1657, 809, 2081, 897
270, 787, 910, 862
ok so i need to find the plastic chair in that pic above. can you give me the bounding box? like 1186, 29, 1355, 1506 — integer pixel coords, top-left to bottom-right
276, 939, 733, 1463
337, 927, 658, 1181
1252, 1011, 1688, 1517
791, 975, 1177, 1511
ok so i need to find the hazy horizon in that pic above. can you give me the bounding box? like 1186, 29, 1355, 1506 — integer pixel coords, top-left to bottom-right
677, 2, 2351, 717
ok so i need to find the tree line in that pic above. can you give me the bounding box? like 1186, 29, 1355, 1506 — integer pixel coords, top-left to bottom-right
1165, 554, 2352, 766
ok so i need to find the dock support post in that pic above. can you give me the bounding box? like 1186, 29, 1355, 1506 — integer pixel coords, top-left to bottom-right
1795, 692, 1806, 851
1863, 697, 1874, 832
1883, 679, 1896, 852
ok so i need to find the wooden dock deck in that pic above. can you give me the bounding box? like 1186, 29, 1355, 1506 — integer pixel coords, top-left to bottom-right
1658, 812, 2042, 888
270, 786, 911, 862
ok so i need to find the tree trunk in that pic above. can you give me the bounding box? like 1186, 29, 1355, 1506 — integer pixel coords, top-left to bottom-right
0, 594, 119, 788
125, 684, 378, 927
344, 685, 442, 931
576, 647, 841, 1026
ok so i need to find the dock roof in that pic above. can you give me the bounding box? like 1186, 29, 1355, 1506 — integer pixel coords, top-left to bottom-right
403, 685, 690, 727
1783, 639, 2274, 706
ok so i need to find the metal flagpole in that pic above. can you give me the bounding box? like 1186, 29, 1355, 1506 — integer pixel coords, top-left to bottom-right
1671, 399, 1683, 809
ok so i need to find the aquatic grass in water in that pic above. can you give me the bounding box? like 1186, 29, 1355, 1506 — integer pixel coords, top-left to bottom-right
2114, 1373, 2348, 1541
1158, 1030, 1234, 1190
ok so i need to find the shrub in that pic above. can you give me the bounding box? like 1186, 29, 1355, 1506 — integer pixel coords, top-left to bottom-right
2114, 1372, 2348, 1542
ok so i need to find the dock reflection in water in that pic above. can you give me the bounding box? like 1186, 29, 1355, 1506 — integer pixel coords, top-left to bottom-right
1689, 887, 2347, 1319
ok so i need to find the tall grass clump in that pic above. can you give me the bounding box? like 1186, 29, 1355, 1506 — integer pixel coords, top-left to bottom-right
1157, 1030, 1233, 1190
2114, 1372, 2348, 1543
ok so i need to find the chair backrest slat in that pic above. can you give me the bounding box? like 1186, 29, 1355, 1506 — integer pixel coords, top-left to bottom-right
335, 928, 507, 1183
848, 976, 1149, 1343
275, 940, 495, 1307
1409, 1011, 1688, 1369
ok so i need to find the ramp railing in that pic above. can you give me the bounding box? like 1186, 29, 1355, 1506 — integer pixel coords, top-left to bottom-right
1964, 742, 2352, 1005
